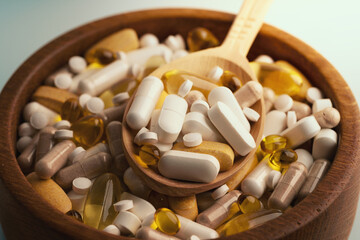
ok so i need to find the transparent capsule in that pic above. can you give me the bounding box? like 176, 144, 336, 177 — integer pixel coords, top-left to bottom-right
71, 115, 104, 149
220, 70, 242, 92
83, 173, 124, 230
187, 27, 219, 52
237, 194, 263, 214
61, 98, 84, 123
260, 135, 287, 154
268, 148, 298, 172
154, 208, 181, 235
86, 48, 117, 65
66, 209, 83, 222
139, 145, 160, 166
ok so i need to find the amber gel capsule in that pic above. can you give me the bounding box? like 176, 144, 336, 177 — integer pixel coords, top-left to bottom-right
83, 173, 124, 230
71, 115, 104, 148
187, 27, 219, 52
154, 208, 181, 235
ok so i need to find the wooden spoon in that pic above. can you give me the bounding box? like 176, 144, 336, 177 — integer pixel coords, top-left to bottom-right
122, 0, 273, 197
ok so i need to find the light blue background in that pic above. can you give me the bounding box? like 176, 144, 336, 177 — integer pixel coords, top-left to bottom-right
0, 0, 359, 239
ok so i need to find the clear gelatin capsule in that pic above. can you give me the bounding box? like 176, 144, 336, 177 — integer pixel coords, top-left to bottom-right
187, 27, 219, 52
71, 115, 104, 149
260, 135, 287, 154
61, 98, 84, 123
83, 173, 124, 230
268, 148, 298, 172
237, 194, 263, 214
154, 208, 181, 235
220, 70, 242, 92
139, 145, 161, 166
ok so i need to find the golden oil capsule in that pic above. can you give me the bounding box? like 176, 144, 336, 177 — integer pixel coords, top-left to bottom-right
154, 208, 181, 235
187, 27, 219, 52
262, 70, 303, 97
237, 194, 263, 214
61, 98, 84, 123
268, 148, 298, 172
86, 48, 117, 65
139, 145, 161, 166
66, 210, 83, 222
71, 115, 104, 149
260, 135, 287, 154
220, 70, 242, 92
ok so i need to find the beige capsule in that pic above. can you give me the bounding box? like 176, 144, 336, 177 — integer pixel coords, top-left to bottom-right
17, 131, 40, 173
184, 90, 206, 109
313, 107, 341, 128
106, 121, 123, 158
234, 81, 263, 108
290, 100, 311, 120
100, 102, 127, 126
168, 195, 198, 221
54, 152, 112, 189
35, 126, 56, 162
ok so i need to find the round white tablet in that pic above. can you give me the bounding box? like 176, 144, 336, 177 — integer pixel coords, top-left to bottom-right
139, 33, 159, 48
17, 136, 32, 152
72, 177, 92, 195
54, 120, 71, 130
54, 73, 72, 90
171, 49, 188, 61
287, 111, 297, 128
54, 129, 73, 140
312, 98, 332, 113
266, 170, 282, 189
86, 97, 105, 114
254, 54, 274, 64
30, 112, 49, 130
113, 211, 141, 235
178, 80, 193, 97
183, 133, 202, 147
138, 131, 158, 145
207, 66, 224, 83
113, 200, 134, 212
103, 225, 121, 236
112, 92, 130, 106
18, 122, 36, 137
79, 93, 92, 108
190, 100, 209, 115
274, 94, 293, 112
68, 147, 86, 165
211, 184, 229, 200
134, 127, 149, 146
68, 56, 87, 74
306, 87, 323, 104
243, 107, 260, 122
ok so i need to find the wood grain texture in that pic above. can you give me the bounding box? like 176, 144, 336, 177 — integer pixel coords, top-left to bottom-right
0, 8, 359, 240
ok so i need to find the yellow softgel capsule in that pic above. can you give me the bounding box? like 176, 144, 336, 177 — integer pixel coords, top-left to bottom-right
154, 208, 181, 235
260, 135, 287, 154
187, 27, 219, 52
173, 141, 234, 171
71, 115, 104, 149
139, 145, 161, 166
268, 148, 298, 171
237, 194, 263, 214
161, 69, 218, 98
220, 70, 242, 92
262, 70, 303, 97
61, 98, 84, 123
86, 48, 117, 65
155, 90, 168, 109
249, 61, 282, 83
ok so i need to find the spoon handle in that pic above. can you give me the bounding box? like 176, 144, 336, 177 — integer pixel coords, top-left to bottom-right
222, 0, 273, 56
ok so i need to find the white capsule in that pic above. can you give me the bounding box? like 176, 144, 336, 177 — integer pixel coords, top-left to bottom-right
312, 129, 337, 160
266, 170, 282, 190
17, 136, 33, 153
112, 92, 130, 106
175, 215, 219, 239
123, 168, 152, 200
171, 49, 189, 61
207, 66, 224, 83
287, 111, 297, 128
165, 35, 183, 51
103, 225, 121, 236
86, 97, 105, 114
263, 110, 287, 137
234, 81, 263, 109
183, 133, 202, 147
190, 100, 209, 115
54, 129, 73, 140
127, 76, 164, 130
312, 98, 332, 113
158, 150, 220, 183
54, 73, 72, 90
153, 142, 173, 155
254, 54, 274, 64
78, 93, 92, 108
138, 131, 158, 145
120, 192, 156, 221
208, 102, 256, 156
126, 44, 172, 67
113, 200, 134, 212
134, 127, 150, 146
281, 116, 321, 148
68, 56, 87, 74
208, 87, 250, 132
295, 149, 314, 170
69, 68, 100, 94
68, 147, 86, 165
54, 120, 71, 130
139, 33, 159, 48
30, 112, 49, 130
177, 79, 193, 97
23, 102, 57, 123
306, 87, 323, 104
113, 211, 141, 235
72, 177, 92, 195
243, 107, 260, 122
129, 63, 144, 79
274, 94, 293, 112
211, 184, 229, 200
67, 190, 87, 214
157, 94, 188, 143
18, 122, 36, 137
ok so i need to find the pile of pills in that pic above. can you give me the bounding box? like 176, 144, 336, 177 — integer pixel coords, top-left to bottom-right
16, 26, 340, 239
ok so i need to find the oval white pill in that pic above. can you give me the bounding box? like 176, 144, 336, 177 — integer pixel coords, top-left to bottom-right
139, 33, 159, 48
165, 35, 182, 51
18, 122, 36, 137
287, 111, 297, 128
211, 184, 229, 200
112, 92, 130, 106
30, 112, 49, 130
295, 149, 314, 170
69, 56, 87, 74
120, 192, 156, 221
79, 93, 92, 108
68, 147, 86, 164
54, 120, 71, 130
138, 131, 158, 145
306, 87, 323, 104
207, 66, 224, 83
190, 100, 209, 115
266, 170, 282, 190
17, 136, 32, 153
113, 200, 134, 212
103, 224, 121, 236
86, 97, 105, 114
54, 73, 72, 90
113, 211, 141, 235
274, 94, 293, 112
72, 177, 92, 195
178, 80, 193, 97
54, 129, 73, 140
312, 129, 337, 160
312, 98, 332, 113
183, 132, 202, 147
243, 107, 260, 122
129, 63, 143, 79
263, 110, 287, 137
134, 127, 149, 146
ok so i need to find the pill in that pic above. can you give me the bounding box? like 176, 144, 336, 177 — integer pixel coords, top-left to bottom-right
69, 68, 100, 93
159, 150, 220, 183
182, 112, 225, 143
263, 87, 275, 113
312, 129, 337, 160
207, 66, 224, 83
106, 121, 123, 157
175, 214, 219, 239
55, 152, 112, 189
234, 81, 263, 108
101, 103, 127, 125
123, 168, 152, 199
211, 184, 229, 200
165, 35, 184, 51
168, 195, 198, 221
260, 135, 287, 154
297, 159, 331, 201
208, 102, 256, 156
68, 147, 86, 165
268, 162, 308, 211
129, 63, 144, 79
153, 208, 181, 235
196, 191, 216, 212
35, 126, 56, 162
17, 136, 33, 153
268, 148, 298, 172
113, 200, 134, 212
17, 132, 40, 172
139, 145, 160, 166
243, 107, 260, 122
237, 194, 263, 214
84, 97, 104, 115
157, 94, 188, 143
266, 170, 282, 189
134, 127, 150, 146
196, 190, 241, 229
254, 54, 274, 64
187, 27, 219, 52
112, 92, 130, 106
82, 142, 110, 159
290, 100, 312, 120
30, 112, 49, 130
190, 99, 209, 115
173, 141, 234, 172
136, 226, 181, 240
54, 129, 73, 140
184, 90, 206, 108
18, 122, 36, 137
274, 94, 293, 112
54, 73, 72, 90
45, 67, 72, 86
295, 149, 314, 170
153, 142, 173, 155
35, 140, 75, 179
27, 172, 72, 213
183, 133, 202, 147
313, 107, 341, 128
138, 131, 158, 145
281, 116, 321, 148
208, 86, 250, 132
219, 70, 242, 92
103, 225, 121, 236
175, 34, 186, 50
23, 102, 58, 123
66, 210, 83, 222
178, 79, 193, 97
120, 192, 156, 221
287, 110, 297, 128
313, 99, 333, 114
54, 120, 71, 130
78, 60, 129, 96
127, 76, 164, 130
188, 235, 201, 240
72, 177, 92, 195
263, 110, 287, 137
140, 33, 159, 48
306, 87, 323, 103
69, 56, 87, 74
61, 98, 84, 123
126, 44, 172, 67
79, 93, 92, 108
172, 49, 189, 61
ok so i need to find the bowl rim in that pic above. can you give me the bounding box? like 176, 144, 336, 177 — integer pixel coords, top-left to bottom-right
0, 8, 359, 240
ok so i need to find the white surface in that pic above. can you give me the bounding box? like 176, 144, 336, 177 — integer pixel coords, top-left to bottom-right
0, 0, 359, 239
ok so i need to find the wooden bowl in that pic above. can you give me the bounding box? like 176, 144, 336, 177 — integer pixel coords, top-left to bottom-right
0, 8, 359, 240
